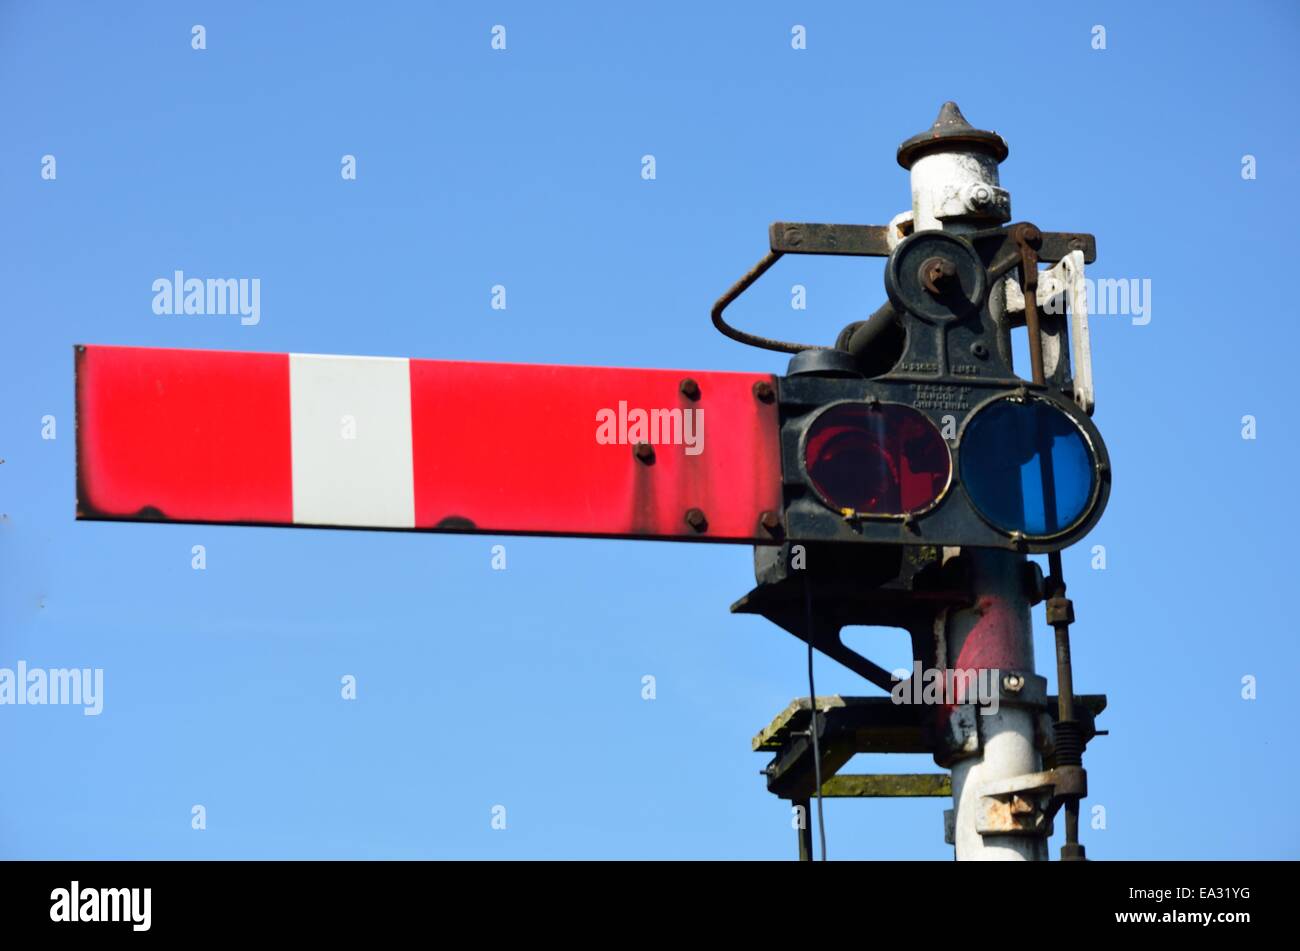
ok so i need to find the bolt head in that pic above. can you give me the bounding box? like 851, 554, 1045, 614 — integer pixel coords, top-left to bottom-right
684, 508, 708, 532
633, 442, 655, 464
679, 378, 701, 401
752, 380, 775, 403
759, 511, 781, 534
1011, 222, 1042, 247
919, 256, 959, 296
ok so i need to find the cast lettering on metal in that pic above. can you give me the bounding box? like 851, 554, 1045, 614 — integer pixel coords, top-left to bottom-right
74, 345, 783, 543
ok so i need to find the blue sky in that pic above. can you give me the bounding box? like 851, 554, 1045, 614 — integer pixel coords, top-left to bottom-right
1, 1, 1297, 859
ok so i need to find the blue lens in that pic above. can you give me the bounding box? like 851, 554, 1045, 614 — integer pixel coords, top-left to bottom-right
959, 399, 1095, 537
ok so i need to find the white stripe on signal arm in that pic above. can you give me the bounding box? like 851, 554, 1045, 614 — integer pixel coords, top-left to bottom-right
288, 353, 416, 528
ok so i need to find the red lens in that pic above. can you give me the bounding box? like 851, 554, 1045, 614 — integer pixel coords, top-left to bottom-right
803, 403, 951, 515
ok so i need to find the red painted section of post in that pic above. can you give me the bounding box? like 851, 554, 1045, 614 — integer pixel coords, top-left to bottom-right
949, 595, 1035, 673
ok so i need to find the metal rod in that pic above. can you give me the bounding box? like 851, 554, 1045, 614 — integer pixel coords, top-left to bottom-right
711, 250, 829, 354
803, 574, 828, 861
1047, 549, 1083, 857
1030, 230, 1085, 858
1049, 553, 1075, 721
795, 797, 813, 861
1015, 223, 1047, 387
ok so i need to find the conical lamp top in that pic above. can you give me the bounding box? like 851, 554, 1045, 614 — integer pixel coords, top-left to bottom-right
896, 101, 1009, 169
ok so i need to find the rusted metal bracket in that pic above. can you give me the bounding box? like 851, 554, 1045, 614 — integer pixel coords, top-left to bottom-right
934, 681, 1107, 769
757, 692, 1104, 859
974, 765, 1088, 838
711, 220, 1096, 355
933, 670, 1050, 767
768, 222, 893, 256
768, 221, 1095, 266
755, 692, 1105, 799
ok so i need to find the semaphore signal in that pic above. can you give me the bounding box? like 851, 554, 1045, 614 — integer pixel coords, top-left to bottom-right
75, 102, 1109, 861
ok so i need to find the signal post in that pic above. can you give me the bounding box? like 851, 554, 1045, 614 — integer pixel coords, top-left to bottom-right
904, 104, 1047, 861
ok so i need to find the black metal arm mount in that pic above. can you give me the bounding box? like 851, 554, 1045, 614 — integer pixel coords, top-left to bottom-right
716, 221, 1100, 860
711, 220, 1095, 360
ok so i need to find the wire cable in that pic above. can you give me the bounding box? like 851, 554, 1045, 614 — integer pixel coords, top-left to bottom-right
803, 571, 827, 861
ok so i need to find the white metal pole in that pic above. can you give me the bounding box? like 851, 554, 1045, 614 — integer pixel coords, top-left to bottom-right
901, 103, 1047, 861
